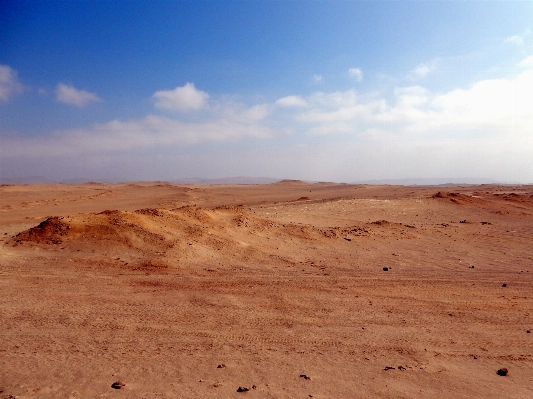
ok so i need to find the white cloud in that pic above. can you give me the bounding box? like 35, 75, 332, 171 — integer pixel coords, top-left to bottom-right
505, 30, 532, 47
152, 82, 209, 111
519, 55, 533, 69
505, 35, 524, 46
241, 104, 270, 121
0, 65, 24, 102
0, 102, 273, 160
282, 68, 533, 142
409, 62, 436, 80
55, 83, 102, 107
275, 95, 308, 107
394, 86, 429, 107
312, 74, 323, 83
348, 68, 363, 82
4, 67, 533, 183
429, 70, 533, 132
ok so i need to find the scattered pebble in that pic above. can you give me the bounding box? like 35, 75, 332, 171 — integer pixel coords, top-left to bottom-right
344, 237, 351, 241
237, 385, 256, 392
398, 366, 406, 371
384, 366, 395, 371
527, 330, 531, 334
217, 364, 226, 368
383, 267, 389, 272
502, 283, 507, 287
497, 368, 508, 376
300, 374, 311, 380
469, 265, 475, 269
111, 381, 125, 389
213, 382, 223, 387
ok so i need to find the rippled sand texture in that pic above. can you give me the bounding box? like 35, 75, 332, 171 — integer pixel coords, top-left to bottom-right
1, 181, 533, 398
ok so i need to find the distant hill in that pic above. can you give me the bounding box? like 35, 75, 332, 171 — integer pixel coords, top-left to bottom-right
2, 176, 517, 187
352, 178, 505, 186
171, 176, 281, 185
0, 176, 56, 185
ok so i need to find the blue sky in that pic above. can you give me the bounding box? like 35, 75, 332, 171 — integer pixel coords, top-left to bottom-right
1, 1, 533, 182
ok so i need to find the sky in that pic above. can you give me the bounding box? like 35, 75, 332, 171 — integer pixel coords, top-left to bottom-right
1, 0, 533, 183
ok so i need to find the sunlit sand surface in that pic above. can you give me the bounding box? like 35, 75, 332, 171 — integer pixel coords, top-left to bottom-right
1, 181, 532, 398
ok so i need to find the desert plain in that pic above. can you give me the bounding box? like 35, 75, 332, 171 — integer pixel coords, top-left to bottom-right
1, 180, 532, 398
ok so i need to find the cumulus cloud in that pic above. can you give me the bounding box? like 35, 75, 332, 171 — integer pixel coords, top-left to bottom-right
152, 82, 209, 111
275, 95, 308, 107
56, 83, 102, 107
0, 65, 24, 102
283, 68, 533, 141
348, 68, 363, 82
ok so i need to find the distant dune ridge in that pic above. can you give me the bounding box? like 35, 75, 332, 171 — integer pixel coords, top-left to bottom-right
0, 175, 516, 186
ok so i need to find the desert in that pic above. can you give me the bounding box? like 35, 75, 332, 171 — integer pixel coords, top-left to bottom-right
1, 181, 532, 398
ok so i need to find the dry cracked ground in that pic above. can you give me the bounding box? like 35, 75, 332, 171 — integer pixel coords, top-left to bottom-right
1, 181, 532, 398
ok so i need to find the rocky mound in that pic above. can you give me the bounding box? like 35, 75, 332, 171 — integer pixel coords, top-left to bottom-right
431, 191, 485, 205
12, 205, 418, 267
12, 206, 323, 265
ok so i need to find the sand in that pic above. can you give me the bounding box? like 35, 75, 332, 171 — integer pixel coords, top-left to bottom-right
1, 181, 532, 398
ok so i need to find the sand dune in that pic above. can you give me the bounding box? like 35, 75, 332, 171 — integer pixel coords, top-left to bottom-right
1, 182, 533, 398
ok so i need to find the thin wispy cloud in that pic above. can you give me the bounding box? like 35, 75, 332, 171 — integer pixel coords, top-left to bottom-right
348, 68, 363, 82
408, 62, 436, 80
312, 74, 323, 84
505, 35, 524, 46
519, 55, 533, 68
55, 83, 102, 107
275, 95, 308, 107
505, 30, 531, 46
0, 65, 24, 102
152, 83, 209, 111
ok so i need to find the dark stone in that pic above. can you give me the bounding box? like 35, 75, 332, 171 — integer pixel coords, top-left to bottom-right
383, 267, 389, 271
502, 283, 507, 287
237, 386, 250, 392
497, 368, 508, 376
111, 381, 125, 389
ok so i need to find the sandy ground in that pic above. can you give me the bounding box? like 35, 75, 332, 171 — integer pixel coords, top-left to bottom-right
1, 181, 532, 398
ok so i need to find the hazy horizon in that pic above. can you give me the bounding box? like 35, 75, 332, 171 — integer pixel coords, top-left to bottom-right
1, 1, 533, 183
